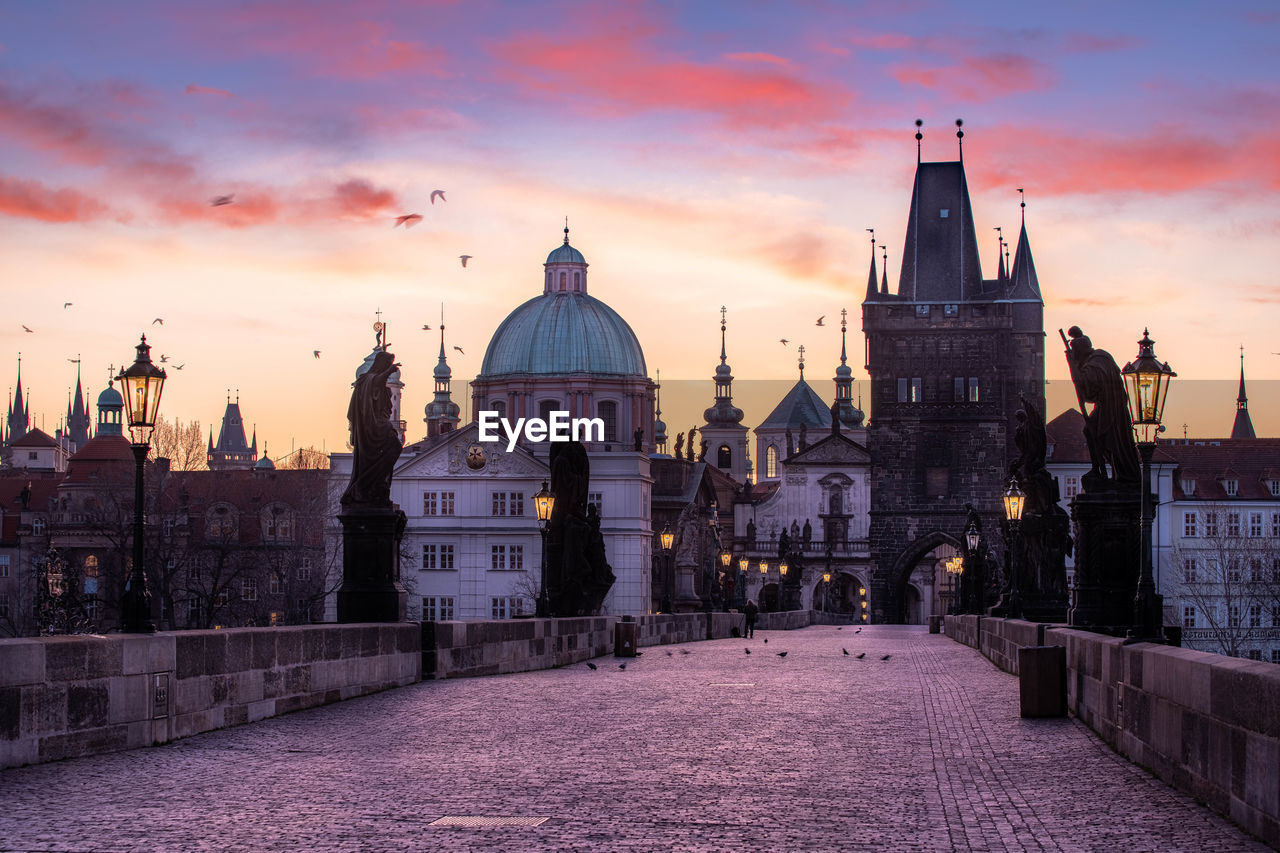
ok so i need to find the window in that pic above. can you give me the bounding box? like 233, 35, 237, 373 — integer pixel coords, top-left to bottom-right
598, 401, 618, 442
0, 592, 8, 619
1247, 650, 1262, 661
1227, 513, 1241, 537
1183, 512, 1197, 538
491, 401, 506, 421
717, 445, 732, 468
1229, 604, 1241, 628
1249, 512, 1263, 537
0, 555, 8, 578
297, 558, 312, 581
510, 545, 524, 571
766, 445, 778, 478
269, 574, 282, 595
491, 492, 525, 517
1228, 560, 1242, 583
1273, 650, 1280, 665
422, 544, 454, 570
953, 377, 965, 402
27, 451, 37, 460
944, 304, 958, 317
439, 545, 454, 570
1182, 559, 1198, 583
588, 492, 604, 516
422, 544, 437, 569
1224, 480, 1238, 497
968, 378, 980, 403
84, 555, 99, 577
925, 467, 948, 498
264, 506, 293, 542
1250, 558, 1264, 582
1182, 605, 1196, 628
1204, 512, 1218, 538
1272, 512, 1280, 538
206, 505, 237, 540
423, 492, 437, 515
491, 545, 506, 570
490, 596, 522, 619
215, 589, 228, 607
1064, 477, 1080, 500
242, 578, 258, 601
1248, 604, 1262, 628
911, 378, 922, 403
32, 517, 45, 535
539, 400, 558, 424
164, 518, 176, 537
1181, 478, 1197, 496
422, 596, 455, 620
1269, 480, 1280, 497
441, 492, 454, 515
897, 378, 909, 402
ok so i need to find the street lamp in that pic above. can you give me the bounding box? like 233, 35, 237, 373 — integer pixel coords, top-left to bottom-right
719, 550, 731, 611
963, 518, 982, 615
533, 481, 555, 617
996, 475, 1026, 619
659, 523, 675, 613
1121, 328, 1175, 642
117, 335, 166, 633
945, 556, 965, 616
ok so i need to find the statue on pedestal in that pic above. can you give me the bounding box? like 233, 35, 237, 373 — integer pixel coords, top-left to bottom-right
1064, 327, 1140, 492
546, 440, 615, 616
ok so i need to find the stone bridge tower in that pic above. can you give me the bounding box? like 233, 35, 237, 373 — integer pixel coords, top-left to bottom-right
862, 124, 1045, 623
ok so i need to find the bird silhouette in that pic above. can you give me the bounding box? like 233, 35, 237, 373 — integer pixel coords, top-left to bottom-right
744, 648, 751, 655
430, 190, 446, 204
453, 345, 465, 355
67, 358, 80, 364
618, 663, 627, 670
22, 325, 33, 333
816, 316, 825, 326
394, 214, 422, 228
459, 254, 472, 268
586, 662, 597, 670
152, 318, 163, 325
63, 302, 72, 309
856, 652, 866, 659
172, 363, 185, 370
763, 638, 768, 643
837, 627, 843, 631
842, 648, 849, 655
665, 650, 673, 656
776, 651, 788, 658
210, 194, 234, 206
679, 649, 691, 655
421, 324, 431, 331
881, 654, 891, 660
159, 354, 169, 363
779, 338, 789, 346
855, 628, 861, 634
313, 351, 321, 359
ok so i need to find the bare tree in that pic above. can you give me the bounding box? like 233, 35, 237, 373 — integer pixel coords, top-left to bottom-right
279, 447, 330, 470
151, 416, 207, 471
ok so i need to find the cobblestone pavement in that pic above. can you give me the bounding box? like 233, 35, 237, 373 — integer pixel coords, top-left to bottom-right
0, 626, 1270, 852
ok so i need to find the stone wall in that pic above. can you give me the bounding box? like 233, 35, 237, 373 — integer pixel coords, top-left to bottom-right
944, 615, 1280, 847
422, 617, 615, 679
0, 624, 420, 771
756, 609, 813, 632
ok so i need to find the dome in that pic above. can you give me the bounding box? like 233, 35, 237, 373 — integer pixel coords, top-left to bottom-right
546, 242, 587, 265
254, 454, 275, 471
97, 385, 123, 407
480, 293, 647, 377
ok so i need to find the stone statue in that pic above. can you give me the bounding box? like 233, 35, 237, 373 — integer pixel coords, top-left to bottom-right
1065, 327, 1140, 490
341, 350, 403, 507
777, 528, 790, 559
633, 427, 643, 452
546, 440, 615, 616
746, 518, 756, 543
699, 439, 708, 461
802, 519, 812, 547
687, 427, 698, 461
674, 432, 685, 459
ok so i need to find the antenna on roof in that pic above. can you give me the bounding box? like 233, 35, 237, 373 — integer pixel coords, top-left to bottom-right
955, 118, 964, 161
915, 119, 923, 163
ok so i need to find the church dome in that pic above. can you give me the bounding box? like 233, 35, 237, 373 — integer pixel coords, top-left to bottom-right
254, 454, 275, 471
546, 243, 587, 265
480, 292, 647, 377
97, 385, 123, 407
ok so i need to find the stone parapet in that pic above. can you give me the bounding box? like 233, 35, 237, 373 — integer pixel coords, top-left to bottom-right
0, 624, 420, 771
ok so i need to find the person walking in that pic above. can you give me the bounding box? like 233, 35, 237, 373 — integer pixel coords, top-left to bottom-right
743, 599, 758, 639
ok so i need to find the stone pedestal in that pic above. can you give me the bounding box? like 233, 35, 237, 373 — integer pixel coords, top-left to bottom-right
1068, 491, 1140, 633
338, 505, 408, 623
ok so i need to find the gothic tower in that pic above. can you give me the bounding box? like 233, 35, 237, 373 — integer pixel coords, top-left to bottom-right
861, 122, 1045, 623
424, 315, 461, 438
207, 392, 256, 471
1230, 348, 1256, 440
699, 307, 749, 481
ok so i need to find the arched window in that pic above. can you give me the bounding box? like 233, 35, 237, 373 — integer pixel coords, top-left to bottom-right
766, 445, 778, 478
262, 503, 294, 543
206, 503, 238, 541
597, 401, 618, 442
539, 399, 558, 424
828, 489, 842, 514
559, 272, 567, 290
490, 401, 506, 421
718, 444, 732, 468
574, 271, 581, 289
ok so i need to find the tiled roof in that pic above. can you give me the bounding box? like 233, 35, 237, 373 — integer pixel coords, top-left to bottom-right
1045, 409, 1089, 464
9, 428, 57, 448
1158, 438, 1280, 500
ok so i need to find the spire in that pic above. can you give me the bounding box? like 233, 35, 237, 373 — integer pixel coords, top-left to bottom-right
1008, 217, 1042, 300
994, 227, 1008, 285
654, 368, 668, 453
424, 304, 461, 437
864, 229, 878, 302
703, 306, 744, 426
915, 118, 923, 163
7, 354, 28, 442
1231, 346, 1256, 439
68, 358, 90, 447
898, 131, 983, 302
833, 309, 865, 430
955, 118, 964, 161
880, 245, 889, 295
798, 344, 806, 378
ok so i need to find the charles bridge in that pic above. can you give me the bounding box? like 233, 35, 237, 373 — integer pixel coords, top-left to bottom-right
1, 612, 1278, 851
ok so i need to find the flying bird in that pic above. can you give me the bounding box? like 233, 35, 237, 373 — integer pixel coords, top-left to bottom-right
210, 194, 234, 207
159, 354, 169, 363
779, 339, 789, 346
453, 346, 465, 355
22, 325, 33, 333
816, 316, 825, 326
152, 318, 163, 325
842, 648, 849, 655
172, 363, 185, 370
394, 214, 423, 228
421, 324, 431, 331
459, 255, 472, 268
586, 662, 597, 670
313, 351, 321, 359
856, 652, 866, 659
430, 190, 446, 204
63, 302, 72, 309
776, 651, 788, 658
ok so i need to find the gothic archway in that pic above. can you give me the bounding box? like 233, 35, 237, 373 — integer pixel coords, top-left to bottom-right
881, 530, 962, 624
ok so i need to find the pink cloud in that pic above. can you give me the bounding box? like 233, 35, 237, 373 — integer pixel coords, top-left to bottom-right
891, 53, 1054, 102
0, 175, 111, 223
185, 83, 234, 98
323, 178, 398, 219
724, 52, 791, 66
153, 178, 401, 229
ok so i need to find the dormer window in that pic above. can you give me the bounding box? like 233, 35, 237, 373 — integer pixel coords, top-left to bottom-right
1180, 478, 1196, 496
1223, 479, 1238, 497
1269, 480, 1280, 497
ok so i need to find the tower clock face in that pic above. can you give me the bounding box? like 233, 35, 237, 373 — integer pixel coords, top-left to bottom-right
465, 444, 486, 470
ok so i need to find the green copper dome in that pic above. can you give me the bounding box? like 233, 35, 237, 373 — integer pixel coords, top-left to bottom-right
546, 243, 587, 264
481, 292, 647, 377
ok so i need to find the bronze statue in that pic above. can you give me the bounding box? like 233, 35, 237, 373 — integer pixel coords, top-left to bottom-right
1064, 327, 1140, 490
341, 350, 403, 507
699, 438, 708, 461
546, 440, 615, 616
633, 427, 643, 452
687, 427, 698, 461
674, 432, 685, 459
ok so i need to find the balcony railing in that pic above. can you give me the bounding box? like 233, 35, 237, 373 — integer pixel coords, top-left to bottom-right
736, 539, 869, 558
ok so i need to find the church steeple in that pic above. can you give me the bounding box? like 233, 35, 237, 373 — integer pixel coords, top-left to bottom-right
653, 369, 668, 455
424, 307, 461, 438
7, 355, 29, 444
700, 307, 748, 480
863, 231, 879, 302
67, 359, 91, 449
1231, 347, 1257, 440
703, 306, 744, 427
1007, 215, 1042, 301
832, 309, 864, 431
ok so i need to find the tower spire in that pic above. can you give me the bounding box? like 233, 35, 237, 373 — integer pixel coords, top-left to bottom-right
881, 245, 889, 295
424, 303, 460, 438
1231, 345, 1256, 439
864, 229, 878, 301
915, 119, 923, 163
719, 305, 728, 364
955, 118, 964, 162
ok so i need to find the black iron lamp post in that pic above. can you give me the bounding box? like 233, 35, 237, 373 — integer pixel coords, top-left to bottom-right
659, 523, 675, 613
945, 556, 964, 616
1121, 328, 1175, 642
117, 335, 166, 634
738, 556, 749, 609
998, 476, 1026, 619
719, 550, 732, 611
533, 481, 555, 617
963, 520, 981, 615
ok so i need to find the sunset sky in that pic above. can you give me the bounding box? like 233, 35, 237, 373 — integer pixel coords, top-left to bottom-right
3, 1, 1278, 458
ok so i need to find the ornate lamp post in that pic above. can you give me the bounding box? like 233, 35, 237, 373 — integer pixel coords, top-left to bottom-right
117, 335, 166, 634
659, 523, 675, 613
996, 476, 1026, 619
738, 556, 749, 609
533, 481, 555, 617
963, 520, 981, 614
1121, 329, 1175, 642
945, 556, 965, 616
